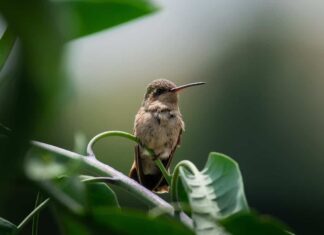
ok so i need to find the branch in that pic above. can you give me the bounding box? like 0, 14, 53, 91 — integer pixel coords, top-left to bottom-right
31, 140, 193, 228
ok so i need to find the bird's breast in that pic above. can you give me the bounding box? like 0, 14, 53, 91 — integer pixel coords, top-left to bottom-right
153, 110, 177, 125
134, 109, 183, 156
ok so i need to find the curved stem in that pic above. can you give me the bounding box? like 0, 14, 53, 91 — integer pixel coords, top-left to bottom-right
171, 160, 200, 209
154, 159, 172, 185
86, 130, 171, 181
17, 198, 50, 231
87, 131, 144, 156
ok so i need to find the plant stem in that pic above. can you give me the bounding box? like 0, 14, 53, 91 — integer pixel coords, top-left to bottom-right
31, 192, 41, 235
31, 140, 193, 228
87, 131, 142, 156
17, 198, 50, 231
86, 130, 172, 182
154, 159, 172, 185
171, 160, 200, 207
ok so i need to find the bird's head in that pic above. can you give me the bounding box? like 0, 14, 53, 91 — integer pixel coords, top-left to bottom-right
143, 79, 205, 107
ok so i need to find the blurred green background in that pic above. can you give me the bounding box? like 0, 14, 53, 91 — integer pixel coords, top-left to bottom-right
1, 0, 324, 234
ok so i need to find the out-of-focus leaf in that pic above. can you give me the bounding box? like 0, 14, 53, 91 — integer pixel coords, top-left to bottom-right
25, 148, 121, 227
93, 208, 194, 235
53, 0, 158, 40
58, 177, 87, 211
54, 177, 121, 234
0, 123, 11, 137
85, 181, 120, 208
56, 208, 192, 235
41, 177, 86, 215
0, 0, 64, 212
25, 147, 82, 180
79, 175, 120, 208
25, 147, 86, 214
73, 132, 87, 155
0, 217, 17, 235
177, 152, 249, 235
219, 212, 294, 235
55, 210, 91, 235
0, 27, 16, 72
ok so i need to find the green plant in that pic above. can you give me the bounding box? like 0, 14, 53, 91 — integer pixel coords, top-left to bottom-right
0, 1, 295, 234
0, 130, 293, 235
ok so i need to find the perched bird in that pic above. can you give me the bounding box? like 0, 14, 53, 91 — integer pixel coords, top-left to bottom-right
129, 79, 205, 193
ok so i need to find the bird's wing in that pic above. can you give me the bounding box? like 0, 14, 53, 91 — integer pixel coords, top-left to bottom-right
129, 157, 139, 183
130, 144, 163, 191
129, 130, 183, 193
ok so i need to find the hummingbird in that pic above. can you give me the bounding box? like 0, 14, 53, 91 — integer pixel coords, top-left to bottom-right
129, 79, 205, 193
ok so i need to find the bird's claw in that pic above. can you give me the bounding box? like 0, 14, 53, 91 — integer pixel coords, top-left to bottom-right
152, 154, 159, 161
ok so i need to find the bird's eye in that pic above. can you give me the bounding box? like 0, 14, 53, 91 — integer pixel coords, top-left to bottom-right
154, 88, 164, 96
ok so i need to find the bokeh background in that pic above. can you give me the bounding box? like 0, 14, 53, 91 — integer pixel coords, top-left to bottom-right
1, 0, 324, 234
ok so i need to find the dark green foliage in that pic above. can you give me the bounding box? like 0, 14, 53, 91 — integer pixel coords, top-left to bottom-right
0, 27, 16, 71
220, 212, 293, 235
85, 180, 120, 209
91, 209, 194, 235
0, 0, 65, 214
0, 217, 17, 235
53, 0, 159, 40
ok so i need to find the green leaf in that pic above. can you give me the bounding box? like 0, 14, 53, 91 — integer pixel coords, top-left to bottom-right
0, 27, 16, 72
25, 147, 86, 214
58, 177, 87, 211
177, 152, 249, 235
56, 208, 193, 235
25, 147, 82, 180
219, 212, 294, 235
0, 217, 17, 235
93, 208, 194, 235
53, 0, 159, 40
78, 175, 120, 209
202, 152, 249, 216
85, 181, 120, 208
55, 211, 91, 235
54, 180, 120, 235
41, 177, 86, 215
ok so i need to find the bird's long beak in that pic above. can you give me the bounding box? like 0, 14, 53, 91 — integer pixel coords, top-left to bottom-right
170, 82, 205, 93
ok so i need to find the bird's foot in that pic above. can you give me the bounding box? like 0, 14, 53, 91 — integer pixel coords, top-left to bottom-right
152, 154, 159, 161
